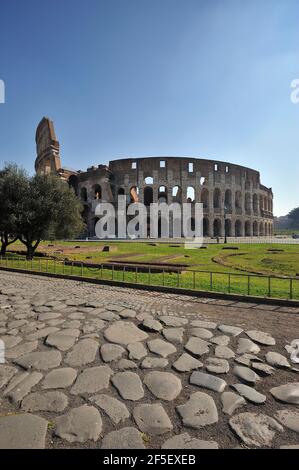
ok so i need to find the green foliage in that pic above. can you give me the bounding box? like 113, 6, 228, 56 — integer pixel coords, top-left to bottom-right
0, 163, 85, 259
288, 207, 299, 228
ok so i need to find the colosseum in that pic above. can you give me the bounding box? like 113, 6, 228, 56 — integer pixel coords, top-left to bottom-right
35, 117, 274, 239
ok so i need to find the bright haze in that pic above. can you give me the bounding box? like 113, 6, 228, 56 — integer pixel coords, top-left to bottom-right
0, 0, 298, 216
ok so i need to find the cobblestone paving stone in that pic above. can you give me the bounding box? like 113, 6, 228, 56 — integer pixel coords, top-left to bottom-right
0, 270, 299, 449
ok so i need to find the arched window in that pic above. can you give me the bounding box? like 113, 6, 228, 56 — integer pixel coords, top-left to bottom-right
93, 184, 102, 200
201, 188, 209, 209
245, 221, 251, 236
224, 189, 232, 212
144, 187, 153, 206
186, 186, 195, 202
213, 219, 221, 237
158, 186, 167, 203
245, 193, 251, 215
144, 176, 153, 185
213, 188, 221, 209
235, 220, 242, 237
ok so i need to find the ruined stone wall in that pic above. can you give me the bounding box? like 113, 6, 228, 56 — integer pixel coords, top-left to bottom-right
74, 157, 274, 238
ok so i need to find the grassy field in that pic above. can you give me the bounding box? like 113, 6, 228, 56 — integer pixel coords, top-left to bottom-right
2, 240, 299, 300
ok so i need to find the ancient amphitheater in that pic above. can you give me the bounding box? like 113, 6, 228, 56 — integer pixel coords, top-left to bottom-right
35, 117, 274, 239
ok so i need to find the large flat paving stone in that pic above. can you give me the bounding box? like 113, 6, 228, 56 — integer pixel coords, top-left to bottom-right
275, 409, 299, 433
101, 427, 145, 449
21, 391, 68, 412
90, 394, 130, 424
185, 337, 210, 356
147, 339, 177, 358
221, 392, 246, 415
71, 366, 113, 395
270, 383, 299, 404
266, 352, 290, 369
190, 371, 227, 392
127, 342, 147, 360
141, 357, 169, 369
176, 391, 218, 428
4, 372, 43, 404
246, 330, 276, 346
55, 405, 102, 443
189, 327, 213, 340
215, 346, 235, 359
5, 341, 38, 359
100, 343, 125, 362
42, 368, 78, 389
206, 357, 229, 374
104, 321, 148, 345
159, 316, 188, 327
162, 433, 219, 449
0, 413, 48, 449
133, 403, 173, 435
218, 325, 243, 337
144, 371, 182, 401
173, 353, 203, 372
237, 338, 260, 355
45, 329, 80, 351
65, 339, 98, 367
112, 371, 144, 400
0, 365, 18, 389
229, 413, 283, 447
162, 327, 185, 344
14, 350, 62, 371
232, 383, 266, 404
233, 365, 260, 384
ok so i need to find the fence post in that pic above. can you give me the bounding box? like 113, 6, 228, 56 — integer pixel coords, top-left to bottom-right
46, 259, 48, 273
162, 269, 165, 287
177, 270, 180, 287
81, 262, 83, 277
228, 273, 231, 293
123, 265, 125, 282
101, 264, 103, 279
39, 259, 41, 272
193, 271, 195, 290
290, 278, 293, 300
112, 265, 114, 280
71, 262, 73, 276
268, 277, 271, 297
135, 266, 138, 283
62, 261, 65, 275
210, 272, 213, 290
148, 268, 151, 285
247, 276, 250, 296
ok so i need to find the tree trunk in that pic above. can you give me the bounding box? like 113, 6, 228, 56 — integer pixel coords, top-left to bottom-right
0, 242, 7, 257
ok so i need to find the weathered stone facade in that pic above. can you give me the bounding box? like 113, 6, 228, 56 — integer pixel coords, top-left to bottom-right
35, 117, 274, 238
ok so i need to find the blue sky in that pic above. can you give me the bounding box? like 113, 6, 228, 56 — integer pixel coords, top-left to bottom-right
0, 0, 298, 216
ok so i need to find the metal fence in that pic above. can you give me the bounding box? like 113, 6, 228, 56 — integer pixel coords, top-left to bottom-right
0, 256, 298, 301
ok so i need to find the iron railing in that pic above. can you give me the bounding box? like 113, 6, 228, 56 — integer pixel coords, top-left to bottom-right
0, 256, 298, 301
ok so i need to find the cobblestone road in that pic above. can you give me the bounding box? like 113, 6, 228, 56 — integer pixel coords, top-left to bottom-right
0, 271, 298, 449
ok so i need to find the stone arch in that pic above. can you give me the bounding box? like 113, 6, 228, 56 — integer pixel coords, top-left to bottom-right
203, 218, 209, 236
245, 193, 251, 215
225, 218, 232, 237
224, 189, 232, 212
158, 186, 167, 203
253, 194, 258, 215
213, 219, 221, 237
80, 187, 87, 202
201, 188, 209, 209
187, 186, 195, 203
245, 220, 251, 236
235, 219, 242, 237
172, 186, 182, 203
130, 186, 139, 203
118, 187, 125, 195
235, 191, 242, 211
253, 221, 258, 236
213, 188, 221, 209
144, 187, 153, 206
68, 175, 79, 196
259, 222, 264, 236
144, 176, 153, 185
92, 184, 102, 200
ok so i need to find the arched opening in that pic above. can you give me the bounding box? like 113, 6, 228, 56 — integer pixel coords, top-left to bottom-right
259, 222, 264, 236
224, 189, 232, 212
93, 184, 102, 200
203, 218, 209, 236
118, 187, 125, 195
80, 187, 87, 202
213, 188, 221, 209
265, 222, 268, 236
253, 221, 258, 236
144, 187, 153, 206
186, 186, 195, 203
130, 186, 139, 203
245, 221, 251, 236
213, 219, 221, 237
225, 219, 232, 237
235, 191, 242, 212
245, 193, 251, 215
235, 220, 242, 237
158, 186, 167, 203
172, 186, 182, 203
144, 176, 153, 185
201, 188, 209, 209
69, 175, 79, 196
253, 194, 258, 215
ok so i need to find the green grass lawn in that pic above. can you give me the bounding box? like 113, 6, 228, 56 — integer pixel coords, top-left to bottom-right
2, 240, 299, 300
